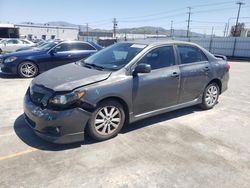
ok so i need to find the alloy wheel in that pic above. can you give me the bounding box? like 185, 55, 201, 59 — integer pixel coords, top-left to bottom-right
20, 62, 37, 78
205, 85, 218, 106
94, 106, 121, 136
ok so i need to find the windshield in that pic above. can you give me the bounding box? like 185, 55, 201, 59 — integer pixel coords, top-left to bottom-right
82, 43, 147, 70
0, 39, 6, 44
37, 42, 58, 51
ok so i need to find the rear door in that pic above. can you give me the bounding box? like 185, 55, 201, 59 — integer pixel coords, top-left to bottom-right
132, 45, 180, 115
176, 45, 210, 103
70, 42, 97, 61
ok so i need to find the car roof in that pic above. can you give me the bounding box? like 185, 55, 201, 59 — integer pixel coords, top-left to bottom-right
60, 40, 91, 44
123, 40, 200, 47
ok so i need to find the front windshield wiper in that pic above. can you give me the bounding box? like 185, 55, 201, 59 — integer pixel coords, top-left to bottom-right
83, 63, 105, 71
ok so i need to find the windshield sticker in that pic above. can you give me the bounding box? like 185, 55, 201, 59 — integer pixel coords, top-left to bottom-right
131, 44, 147, 48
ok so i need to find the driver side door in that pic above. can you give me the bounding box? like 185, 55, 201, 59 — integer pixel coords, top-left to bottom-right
132, 45, 180, 116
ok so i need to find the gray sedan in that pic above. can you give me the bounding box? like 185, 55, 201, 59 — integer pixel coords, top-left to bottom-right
23, 41, 230, 144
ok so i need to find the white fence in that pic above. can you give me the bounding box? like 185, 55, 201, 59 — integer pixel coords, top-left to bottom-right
140, 37, 250, 58
171, 37, 250, 58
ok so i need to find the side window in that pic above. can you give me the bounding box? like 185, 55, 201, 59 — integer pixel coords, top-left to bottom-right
20, 40, 30, 44
177, 45, 208, 64
54, 43, 71, 52
72, 43, 96, 51
7, 39, 19, 44
138, 46, 175, 70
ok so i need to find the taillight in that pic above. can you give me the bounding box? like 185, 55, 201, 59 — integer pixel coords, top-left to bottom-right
226, 63, 230, 72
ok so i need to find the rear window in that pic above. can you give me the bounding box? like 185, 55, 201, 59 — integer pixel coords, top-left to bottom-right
177, 45, 208, 64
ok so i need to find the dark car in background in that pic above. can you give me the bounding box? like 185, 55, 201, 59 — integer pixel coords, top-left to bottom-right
23, 41, 230, 144
0, 41, 102, 78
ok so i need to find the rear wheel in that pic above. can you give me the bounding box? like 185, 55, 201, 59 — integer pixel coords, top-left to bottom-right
18, 61, 38, 78
87, 100, 125, 141
199, 82, 219, 110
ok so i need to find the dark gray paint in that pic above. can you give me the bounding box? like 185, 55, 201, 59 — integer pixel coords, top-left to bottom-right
25, 41, 229, 143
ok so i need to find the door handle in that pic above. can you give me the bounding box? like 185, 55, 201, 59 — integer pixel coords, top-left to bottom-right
203, 67, 210, 72
171, 72, 179, 78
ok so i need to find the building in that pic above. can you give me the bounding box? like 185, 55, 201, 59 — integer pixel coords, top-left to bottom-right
15, 23, 79, 40
0, 23, 19, 38
79, 31, 113, 42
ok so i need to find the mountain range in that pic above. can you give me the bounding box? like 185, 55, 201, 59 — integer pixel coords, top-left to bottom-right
21, 21, 205, 37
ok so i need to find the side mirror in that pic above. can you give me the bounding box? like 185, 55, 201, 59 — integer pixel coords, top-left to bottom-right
49, 49, 56, 55
133, 63, 151, 75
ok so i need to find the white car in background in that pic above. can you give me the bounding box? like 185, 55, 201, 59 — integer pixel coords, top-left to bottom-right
0, 39, 34, 54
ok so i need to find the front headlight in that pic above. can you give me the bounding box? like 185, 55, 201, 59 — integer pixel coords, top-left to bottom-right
4, 56, 17, 63
49, 90, 85, 106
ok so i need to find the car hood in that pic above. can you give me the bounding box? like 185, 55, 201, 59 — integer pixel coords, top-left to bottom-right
2, 49, 46, 58
32, 63, 112, 91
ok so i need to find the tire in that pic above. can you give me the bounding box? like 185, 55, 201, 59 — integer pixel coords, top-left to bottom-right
0, 48, 2, 54
199, 82, 220, 110
18, 61, 38, 78
86, 100, 125, 141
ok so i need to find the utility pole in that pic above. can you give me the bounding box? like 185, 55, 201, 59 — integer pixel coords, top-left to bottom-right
211, 26, 214, 36
113, 18, 118, 38
86, 23, 89, 41
209, 26, 214, 52
234, 1, 245, 37
223, 23, 228, 37
170, 20, 174, 38
186, 7, 192, 38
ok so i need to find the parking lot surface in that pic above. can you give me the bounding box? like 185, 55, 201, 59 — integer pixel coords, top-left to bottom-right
0, 61, 250, 188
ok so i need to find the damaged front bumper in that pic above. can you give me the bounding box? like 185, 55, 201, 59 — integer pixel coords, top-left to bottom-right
23, 94, 91, 144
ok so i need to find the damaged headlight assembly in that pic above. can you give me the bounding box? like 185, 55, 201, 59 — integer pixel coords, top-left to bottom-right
49, 90, 85, 107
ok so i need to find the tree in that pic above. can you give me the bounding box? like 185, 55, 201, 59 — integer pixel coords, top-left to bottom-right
230, 22, 245, 37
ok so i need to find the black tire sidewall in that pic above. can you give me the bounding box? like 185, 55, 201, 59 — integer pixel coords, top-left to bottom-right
201, 83, 219, 110
18, 61, 38, 78
87, 100, 125, 141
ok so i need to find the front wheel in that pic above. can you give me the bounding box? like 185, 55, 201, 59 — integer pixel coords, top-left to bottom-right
18, 61, 38, 78
199, 82, 220, 110
86, 100, 125, 141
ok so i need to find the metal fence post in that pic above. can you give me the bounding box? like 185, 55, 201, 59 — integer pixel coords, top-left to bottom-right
209, 36, 213, 52
232, 37, 237, 57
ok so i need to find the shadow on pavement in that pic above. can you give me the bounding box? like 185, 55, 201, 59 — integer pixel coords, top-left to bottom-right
0, 72, 19, 79
14, 115, 84, 151
121, 106, 201, 133
14, 106, 201, 151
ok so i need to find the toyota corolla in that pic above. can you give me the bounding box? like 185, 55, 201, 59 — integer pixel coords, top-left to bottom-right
23, 41, 230, 144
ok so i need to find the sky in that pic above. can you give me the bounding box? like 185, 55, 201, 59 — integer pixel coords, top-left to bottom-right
0, 0, 250, 36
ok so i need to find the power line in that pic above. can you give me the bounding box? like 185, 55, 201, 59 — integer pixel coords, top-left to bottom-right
191, 1, 236, 8
119, 12, 185, 23
118, 8, 186, 20
193, 5, 238, 14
